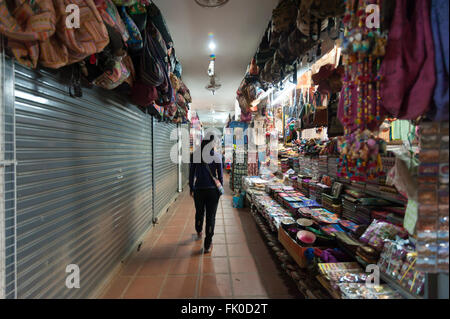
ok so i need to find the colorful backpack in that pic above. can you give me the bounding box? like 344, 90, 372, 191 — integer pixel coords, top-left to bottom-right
54, 0, 110, 65
95, 0, 130, 43
127, 1, 147, 32
119, 5, 143, 52
0, 0, 64, 68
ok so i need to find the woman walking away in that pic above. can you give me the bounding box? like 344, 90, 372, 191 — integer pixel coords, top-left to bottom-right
189, 137, 223, 254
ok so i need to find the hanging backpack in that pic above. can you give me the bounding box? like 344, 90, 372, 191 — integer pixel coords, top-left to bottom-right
131, 80, 158, 106
54, 0, 109, 65
380, 0, 436, 120
147, 1, 174, 48
119, 5, 143, 52
127, 1, 147, 32
95, 0, 130, 43
0, 0, 65, 69
139, 27, 164, 86
272, 0, 298, 34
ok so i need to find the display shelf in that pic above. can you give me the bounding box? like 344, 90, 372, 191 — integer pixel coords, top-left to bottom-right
380, 272, 423, 300
363, 189, 407, 206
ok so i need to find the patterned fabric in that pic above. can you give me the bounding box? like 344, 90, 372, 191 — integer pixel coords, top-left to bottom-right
95, 0, 130, 43
93, 58, 130, 90
119, 5, 143, 51
112, 0, 137, 6
1, 0, 109, 69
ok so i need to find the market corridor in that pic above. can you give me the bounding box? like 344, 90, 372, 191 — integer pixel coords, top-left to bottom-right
101, 174, 300, 299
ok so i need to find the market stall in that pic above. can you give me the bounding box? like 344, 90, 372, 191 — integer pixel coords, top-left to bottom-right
227, 0, 448, 299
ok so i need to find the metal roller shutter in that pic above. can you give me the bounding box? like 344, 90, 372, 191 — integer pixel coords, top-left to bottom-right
153, 121, 178, 218
11, 61, 154, 299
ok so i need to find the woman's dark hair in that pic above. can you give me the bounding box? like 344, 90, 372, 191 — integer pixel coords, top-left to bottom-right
200, 136, 215, 163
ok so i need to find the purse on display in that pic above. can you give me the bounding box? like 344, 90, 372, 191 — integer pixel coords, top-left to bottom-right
55, 0, 110, 65
1, 0, 109, 69
380, 0, 436, 120
92, 58, 130, 90
127, 1, 147, 32
95, 0, 130, 43
119, 5, 143, 52
147, 1, 174, 48
139, 27, 164, 86
271, 0, 298, 34
131, 80, 158, 106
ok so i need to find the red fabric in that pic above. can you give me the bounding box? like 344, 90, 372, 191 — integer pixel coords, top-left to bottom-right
380, 0, 436, 120
131, 81, 157, 106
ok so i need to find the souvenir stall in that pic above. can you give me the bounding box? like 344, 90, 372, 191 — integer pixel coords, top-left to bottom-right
232, 0, 448, 299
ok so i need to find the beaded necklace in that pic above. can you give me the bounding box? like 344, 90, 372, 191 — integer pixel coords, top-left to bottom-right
338, 0, 388, 182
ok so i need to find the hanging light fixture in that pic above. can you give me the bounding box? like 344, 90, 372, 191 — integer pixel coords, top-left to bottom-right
194, 0, 229, 8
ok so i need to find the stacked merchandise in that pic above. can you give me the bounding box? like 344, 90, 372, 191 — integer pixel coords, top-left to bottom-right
299, 156, 312, 177
231, 149, 248, 192
247, 151, 259, 176
281, 158, 290, 173
416, 122, 449, 273
311, 157, 320, 181
293, 157, 300, 173
319, 155, 328, 179
322, 182, 344, 216
317, 263, 403, 299
328, 157, 339, 180
378, 239, 426, 296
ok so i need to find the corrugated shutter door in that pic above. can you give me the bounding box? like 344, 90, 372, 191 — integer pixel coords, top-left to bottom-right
153, 121, 178, 218
13, 62, 153, 298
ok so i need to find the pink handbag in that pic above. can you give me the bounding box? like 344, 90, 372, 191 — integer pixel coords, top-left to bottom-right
380, 0, 436, 120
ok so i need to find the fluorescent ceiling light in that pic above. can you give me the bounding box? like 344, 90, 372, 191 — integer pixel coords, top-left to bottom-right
209, 41, 216, 51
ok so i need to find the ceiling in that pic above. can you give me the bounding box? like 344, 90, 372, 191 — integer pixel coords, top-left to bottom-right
153, 0, 279, 127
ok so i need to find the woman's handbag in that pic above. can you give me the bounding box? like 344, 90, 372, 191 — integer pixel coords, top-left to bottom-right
204, 164, 224, 197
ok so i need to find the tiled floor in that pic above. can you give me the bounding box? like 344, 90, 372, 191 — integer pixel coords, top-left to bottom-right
101, 173, 301, 299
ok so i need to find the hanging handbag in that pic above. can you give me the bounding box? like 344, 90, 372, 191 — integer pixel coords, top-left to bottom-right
147, 1, 173, 48
380, 0, 436, 120
92, 58, 130, 90
204, 163, 224, 197
131, 80, 157, 106
139, 28, 164, 86
0, 0, 66, 69
272, 0, 298, 34
95, 0, 130, 43
119, 5, 143, 52
127, 1, 147, 32
55, 0, 109, 65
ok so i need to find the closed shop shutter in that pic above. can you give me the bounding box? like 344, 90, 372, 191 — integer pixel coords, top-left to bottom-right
153, 120, 178, 218
11, 61, 154, 298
